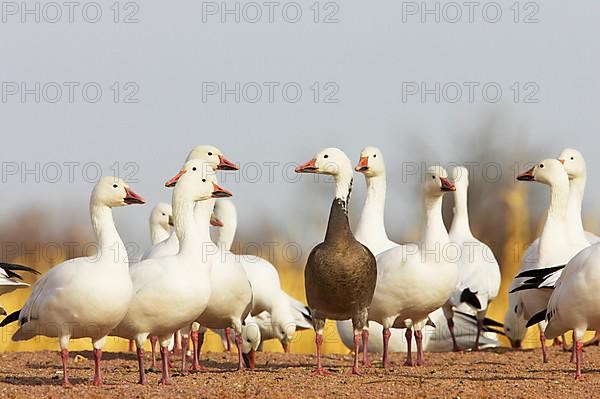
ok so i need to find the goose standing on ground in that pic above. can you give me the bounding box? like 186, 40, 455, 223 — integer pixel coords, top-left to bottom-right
0, 177, 145, 386
295, 148, 377, 375
213, 199, 312, 356
367, 166, 458, 368
535, 242, 600, 379
131, 203, 173, 354
112, 160, 232, 385
0, 263, 39, 315
509, 159, 588, 362
443, 166, 501, 351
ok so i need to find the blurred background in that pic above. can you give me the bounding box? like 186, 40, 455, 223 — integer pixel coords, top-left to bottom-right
1, 0, 599, 352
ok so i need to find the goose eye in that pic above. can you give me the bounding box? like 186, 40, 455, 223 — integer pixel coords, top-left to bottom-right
570, 156, 574, 160
161, 213, 165, 216
431, 176, 436, 180
192, 167, 197, 171
373, 154, 377, 158
113, 184, 118, 188
208, 152, 213, 156
540, 164, 544, 168
324, 154, 329, 159
202, 179, 206, 183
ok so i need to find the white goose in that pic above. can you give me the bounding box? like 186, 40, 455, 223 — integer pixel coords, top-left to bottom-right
537, 242, 600, 379
367, 166, 458, 368
443, 166, 501, 351
2, 177, 145, 386
508, 159, 588, 362
504, 149, 598, 347
112, 160, 231, 385
213, 199, 313, 357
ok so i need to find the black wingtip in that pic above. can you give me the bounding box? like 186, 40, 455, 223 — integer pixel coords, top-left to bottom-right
460, 289, 482, 310
516, 264, 565, 279
0, 263, 40, 276
526, 309, 547, 328
0, 309, 21, 327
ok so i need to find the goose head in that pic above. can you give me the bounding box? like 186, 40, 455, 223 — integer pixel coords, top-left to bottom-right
295, 147, 353, 176
91, 176, 145, 208
517, 159, 568, 187
150, 203, 173, 231
558, 148, 586, 180
450, 166, 469, 190
165, 159, 232, 200
503, 295, 527, 348
355, 146, 385, 177
422, 166, 455, 197
185, 145, 239, 171
240, 319, 262, 355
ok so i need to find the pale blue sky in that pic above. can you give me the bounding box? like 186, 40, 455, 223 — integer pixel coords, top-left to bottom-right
1, 0, 599, 252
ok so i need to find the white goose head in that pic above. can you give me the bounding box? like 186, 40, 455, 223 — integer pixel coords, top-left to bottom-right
91, 176, 145, 208
517, 159, 568, 187
165, 159, 232, 201
558, 148, 586, 180
185, 144, 239, 171
295, 147, 354, 202
355, 146, 385, 177
422, 165, 455, 198
150, 203, 173, 231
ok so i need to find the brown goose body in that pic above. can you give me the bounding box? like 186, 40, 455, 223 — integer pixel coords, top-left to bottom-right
305, 198, 377, 320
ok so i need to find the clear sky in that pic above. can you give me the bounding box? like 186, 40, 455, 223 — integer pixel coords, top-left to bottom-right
1, 0, 599, 251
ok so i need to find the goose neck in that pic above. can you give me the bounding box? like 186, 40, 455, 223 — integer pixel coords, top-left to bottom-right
421, 194, 449, 246
90, 203, 126, 262
150, 225, 170, 245
450, 186, 471, 236
217, 214, 237, 252
566, 175, 586, 236
356, 174, 387, 237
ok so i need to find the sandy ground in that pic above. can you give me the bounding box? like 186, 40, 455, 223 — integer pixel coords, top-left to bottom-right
0, 347, 599, 398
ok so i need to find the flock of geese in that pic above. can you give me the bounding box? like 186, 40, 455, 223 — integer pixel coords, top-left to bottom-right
0, 145, 597, 386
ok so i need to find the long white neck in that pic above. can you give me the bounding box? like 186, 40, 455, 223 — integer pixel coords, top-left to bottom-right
150, 223, 170, 245
420, 194, 449, 246
449, 184, 472, 238
566, 175, 588, 244
538, 179, 571, 263
355, 174, 389, 244
172, 194, 205, 257
90, 202, 127, 264
217, 214, 237, 251
194, 198, 216, 247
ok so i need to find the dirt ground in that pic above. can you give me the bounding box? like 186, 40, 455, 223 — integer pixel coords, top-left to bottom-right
0, 347, 599, 398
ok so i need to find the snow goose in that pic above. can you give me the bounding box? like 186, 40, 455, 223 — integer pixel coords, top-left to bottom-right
213, 199, 312, 357
0, 263, 39, 315
443, 166, 501, 351
295, 148, 377, 375
0, 177, 145, 386
508, 159, 588, 362
141, 145, 238, 260
112, 160, 231, 385
367, 166, 458, 368
530, 242, 600, 379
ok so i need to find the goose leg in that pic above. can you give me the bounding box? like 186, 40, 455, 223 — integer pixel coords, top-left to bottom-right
382, 327, 392, 368
158, 345, 171, 385
575, 339, 583, 379
180, 332, 189, 375
415, 330, 425, 366
150, 336, 158, 369
447, 318, 459, 352
92, 348, 102, 386
362, 328, 371, 367
60, 348, 71, 387
473, 317, 483, 351
224, 327, 232, 352
172, 330, 181, 354
404, 329, 413, 367
540, 328, 548, 363
349, 310, 367, 375
128, 339, 134, 352
235, 333, 246, 371
136, 345, 147, 385
311, 317, 330, 376
570, 331, 576, 363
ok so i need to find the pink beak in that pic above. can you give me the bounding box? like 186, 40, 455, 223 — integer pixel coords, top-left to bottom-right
124, 187, 145, 205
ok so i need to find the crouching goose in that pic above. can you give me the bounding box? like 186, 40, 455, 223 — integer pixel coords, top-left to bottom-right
1, 177, 145, 386
367, 166, 458, 368
295, 148, 377, 375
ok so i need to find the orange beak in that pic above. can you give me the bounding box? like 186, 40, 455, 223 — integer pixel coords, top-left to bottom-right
218, 155, 239, 171
124, 187, 146, 205
517, 167, 535, 181
212, 182, 232, 198
440, 177, 456, 192
558, 159, 565, 165
165, 169, 187, 187
210, 213, 224, 227
295, 158, 318, 173
355, 156, 369, 172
